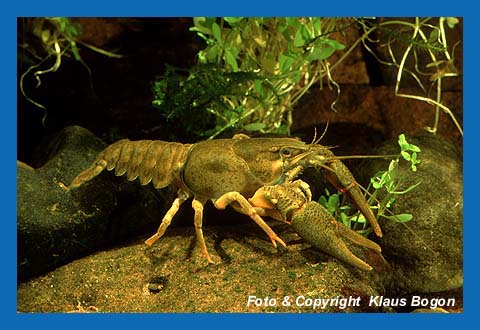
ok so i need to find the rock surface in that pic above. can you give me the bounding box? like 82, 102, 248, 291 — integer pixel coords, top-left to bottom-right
359, 133, 463, 294
292, 85, 462, 150
17, 223, 387, 313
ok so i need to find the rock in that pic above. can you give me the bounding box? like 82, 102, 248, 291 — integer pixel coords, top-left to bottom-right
17, 126, 167, 281
411, 308, 449, 313
292, 85, 462, 150
359, 133, 463, 294
326, 18, 370, 85
17, 223, 386, 313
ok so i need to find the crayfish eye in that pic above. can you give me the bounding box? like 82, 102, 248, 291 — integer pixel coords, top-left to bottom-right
281, 148, 292, 157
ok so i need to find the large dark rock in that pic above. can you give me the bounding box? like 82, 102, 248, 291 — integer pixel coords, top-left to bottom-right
17, 126, 167, 281
359, 133, 463, 294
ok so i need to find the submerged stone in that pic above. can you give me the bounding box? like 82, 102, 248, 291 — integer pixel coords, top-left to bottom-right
360, 133, 463, 294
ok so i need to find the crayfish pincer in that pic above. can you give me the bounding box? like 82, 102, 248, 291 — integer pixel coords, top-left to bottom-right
249, 180, 383, 271
69, 134, 381, 264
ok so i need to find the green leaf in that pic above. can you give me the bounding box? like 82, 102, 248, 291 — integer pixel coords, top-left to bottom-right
301, 25, 312, 43
312, 18, 321, 36
371, 179, 382, 190
307, 40, 345, 62
346, 213, 366, 225
279, 53, 296, 73
212, 22, 222, 44
382, 213, 413, 223
388, 159, 398, 173
285, 18, 301, 29
70, 41, 81, 61
308, 45, 333, 61
446, 17, 459, 29
206, 45, 220, 62
194, 32, 209, 42
408, 145, 421, 152
340, 213, 350, 227
57, 17, 67, 32
398, 134, 421, 171
429, 29, 439, 43
318, 195, 328, 207
40, 29, 50, 43
385, 197, 395, 208
197, 50, 207, 63
224, 48, 238, 71
190, 17, 211, 35
326, 39, 346, 50
294, 28, 306, 47
293, 25, 312, 47
327, 194, 339, 213
353, 213, 366, 224
254, 79, 264, 96
411, 153, 420, 172
371, 170, 391, 189
401, 150, 411, 161
243, 123, 266, 131
291, 70, 302, 83
224, 17, 243, 25
398, 134, 421, 152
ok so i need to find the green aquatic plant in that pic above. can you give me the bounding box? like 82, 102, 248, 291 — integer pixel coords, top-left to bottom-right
318, 134, 422, 235
153, 17, 350, 139
154, 17, 462, 140
357, 17, 462, 136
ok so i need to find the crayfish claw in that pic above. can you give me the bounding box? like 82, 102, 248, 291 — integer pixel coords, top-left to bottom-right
250, 180, 382, 271
314, 154, 383, 238
290, 201, 379, 271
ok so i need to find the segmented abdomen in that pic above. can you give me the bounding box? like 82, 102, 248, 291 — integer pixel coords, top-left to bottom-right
70, 139, 193, 189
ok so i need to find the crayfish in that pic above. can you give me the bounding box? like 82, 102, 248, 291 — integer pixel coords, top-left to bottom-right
69, 134, 382, 264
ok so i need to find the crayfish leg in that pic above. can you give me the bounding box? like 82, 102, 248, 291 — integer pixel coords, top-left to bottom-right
214, 192, 287, 249
191, 197, 214, 264
145, 189, 190, 246
252, 207, 289, 223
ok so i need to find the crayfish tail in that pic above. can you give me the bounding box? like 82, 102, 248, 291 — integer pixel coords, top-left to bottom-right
69, 160, 107, 189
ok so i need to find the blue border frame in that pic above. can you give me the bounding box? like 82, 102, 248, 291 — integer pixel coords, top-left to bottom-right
4, 1, 472, 328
